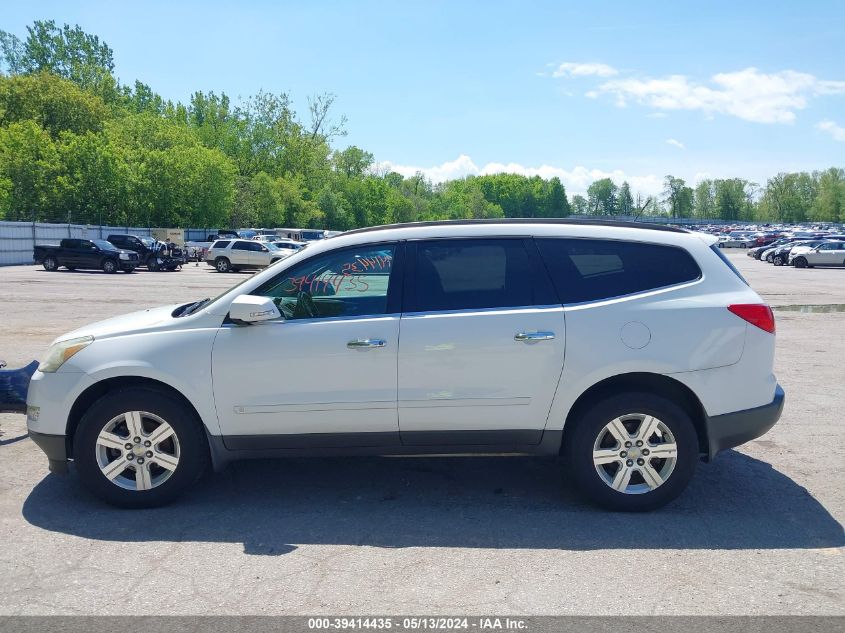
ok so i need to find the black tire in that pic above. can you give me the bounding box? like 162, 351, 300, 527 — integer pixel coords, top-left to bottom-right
765, 253, 774, 263
102, 259, 117, 274
794, 257, 808, 268
73, 386, 209, 508
147, 257, 159, 272
43, 256, 59, 271
740, 243, 748, 249
564, 391, 698, 512
66, 265, 76, 271
773, 255, 784, 266
718, 243, 724, 248
215, 257, 231, 273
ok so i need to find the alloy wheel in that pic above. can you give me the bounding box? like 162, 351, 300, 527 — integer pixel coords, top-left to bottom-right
95, 411, 180, 491
592, 413, 678, 494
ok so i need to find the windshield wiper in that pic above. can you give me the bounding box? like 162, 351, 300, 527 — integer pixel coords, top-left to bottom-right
182, 298, 211, 316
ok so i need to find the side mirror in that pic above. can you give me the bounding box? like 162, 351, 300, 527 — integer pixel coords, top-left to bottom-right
261, 246, 268, 252
229, 295, 281, 324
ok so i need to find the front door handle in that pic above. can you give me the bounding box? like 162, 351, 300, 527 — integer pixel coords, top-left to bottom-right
514, 331, 555, 342
347, 338, 386, 349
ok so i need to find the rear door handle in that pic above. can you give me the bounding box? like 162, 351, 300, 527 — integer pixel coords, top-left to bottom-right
347, 338, 386, 349
514, 331, 555, 342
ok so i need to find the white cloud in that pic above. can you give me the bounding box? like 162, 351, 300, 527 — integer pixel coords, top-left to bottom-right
551, 62, 618, 78
817, 119, 845, 141
647, 112, 667, 119
375, 155, 663, 197
592, 67, 845, 124
666, 138, 685, 149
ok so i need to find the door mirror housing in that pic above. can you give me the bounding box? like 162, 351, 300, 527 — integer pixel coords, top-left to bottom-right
229, 295, 281, 324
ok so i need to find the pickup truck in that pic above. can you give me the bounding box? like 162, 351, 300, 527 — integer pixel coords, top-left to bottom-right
33, 238, 139, 273
107, 234, 183, 271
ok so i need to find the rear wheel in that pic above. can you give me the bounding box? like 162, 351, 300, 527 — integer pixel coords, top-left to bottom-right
73, 387, 209, 508
215, 257, 231, 273
765, 253, 774, 263
43, 256, 58, 271
565, 392, 698, 511
102, 259, 117, 274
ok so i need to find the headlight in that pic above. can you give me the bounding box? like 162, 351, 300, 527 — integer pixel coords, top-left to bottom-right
119, 253, 130, 260
38, 336, 93, 373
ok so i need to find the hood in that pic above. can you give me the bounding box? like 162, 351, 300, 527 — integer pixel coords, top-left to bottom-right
56, 303, 184, 343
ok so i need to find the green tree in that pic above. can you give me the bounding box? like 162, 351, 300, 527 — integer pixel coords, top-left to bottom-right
813, 168, 845, 223
587, 178, 617, 215
0, 120, 61, 221
0, 72, 108, 137
618, 181, 633, 215
663, 175, 694, 218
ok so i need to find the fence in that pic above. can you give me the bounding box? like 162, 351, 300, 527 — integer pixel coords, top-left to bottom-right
0, 222, 215, 266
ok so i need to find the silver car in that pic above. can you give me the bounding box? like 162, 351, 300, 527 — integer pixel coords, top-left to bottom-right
790, 240, 845, 268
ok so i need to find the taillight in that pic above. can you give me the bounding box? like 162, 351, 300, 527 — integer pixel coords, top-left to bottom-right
728, 304, 776, 334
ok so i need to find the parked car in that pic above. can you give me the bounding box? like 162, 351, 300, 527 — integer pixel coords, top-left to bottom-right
269, 239, 306, 255
33, 239, 139, 273
770, 239, 827, 266
204, 238, 286, 272
25, 220, 784, 511
106, 234, 180, 271
754, 237, 809, 262
718, 235, 755, 248
789, 240, 845, 268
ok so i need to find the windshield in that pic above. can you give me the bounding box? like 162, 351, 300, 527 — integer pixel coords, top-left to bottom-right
140, 237, 155, 246
93, 240, 118, 250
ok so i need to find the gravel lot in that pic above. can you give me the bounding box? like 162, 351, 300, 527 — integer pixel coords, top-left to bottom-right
0, 251, 843, 615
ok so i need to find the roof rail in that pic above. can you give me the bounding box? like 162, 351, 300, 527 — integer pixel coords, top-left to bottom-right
339, 218, 689, 236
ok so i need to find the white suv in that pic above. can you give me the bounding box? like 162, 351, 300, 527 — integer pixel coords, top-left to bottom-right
26, 220, 783, 511
205, 238, 285, 272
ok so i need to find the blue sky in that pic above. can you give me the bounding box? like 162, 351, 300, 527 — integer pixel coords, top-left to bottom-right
4, 0, 845, 196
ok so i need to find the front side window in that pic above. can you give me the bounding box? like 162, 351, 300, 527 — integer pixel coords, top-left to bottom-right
537, 238, 702, 304
409, 239, 552, 312
252, 244, 396, 320
232, 241, 250, 251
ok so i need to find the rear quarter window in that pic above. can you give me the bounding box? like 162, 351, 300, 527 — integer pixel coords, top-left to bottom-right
536, 238, 702, 304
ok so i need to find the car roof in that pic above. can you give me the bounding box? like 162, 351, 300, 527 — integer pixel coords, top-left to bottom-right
341, 218, 688, 237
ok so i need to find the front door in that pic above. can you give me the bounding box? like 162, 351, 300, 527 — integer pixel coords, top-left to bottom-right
398, 238, 566, 445
212, 242, 403, 448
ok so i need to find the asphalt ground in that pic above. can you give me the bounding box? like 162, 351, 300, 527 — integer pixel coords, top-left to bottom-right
0, 250, 842, 615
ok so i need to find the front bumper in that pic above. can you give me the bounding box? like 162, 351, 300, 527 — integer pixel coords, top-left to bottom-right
29, 430, 69, 474
705, 384, 785, 459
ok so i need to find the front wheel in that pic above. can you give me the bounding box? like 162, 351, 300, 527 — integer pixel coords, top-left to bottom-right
215, 257, 231, 273
73, 387, 209, 508
765, 253, 774, 263
43, 256, 59, 271
102, 259, 117, 274
565, 392, 698, 511
794, 257, 808, 268
773, 255, 784, 266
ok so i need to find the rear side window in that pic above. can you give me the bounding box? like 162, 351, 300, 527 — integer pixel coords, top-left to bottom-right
709, 244, 748, 285
211, 240, 230, 249
536, 238, 702, 304
409, 238, 555, 312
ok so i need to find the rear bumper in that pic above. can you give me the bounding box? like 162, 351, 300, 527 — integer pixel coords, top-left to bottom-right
29, 430, 69, 474
705, 384, 785, 459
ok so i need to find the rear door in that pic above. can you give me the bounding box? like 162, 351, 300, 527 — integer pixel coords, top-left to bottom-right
397, 238, 566, 446
230, 241, 251, 266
